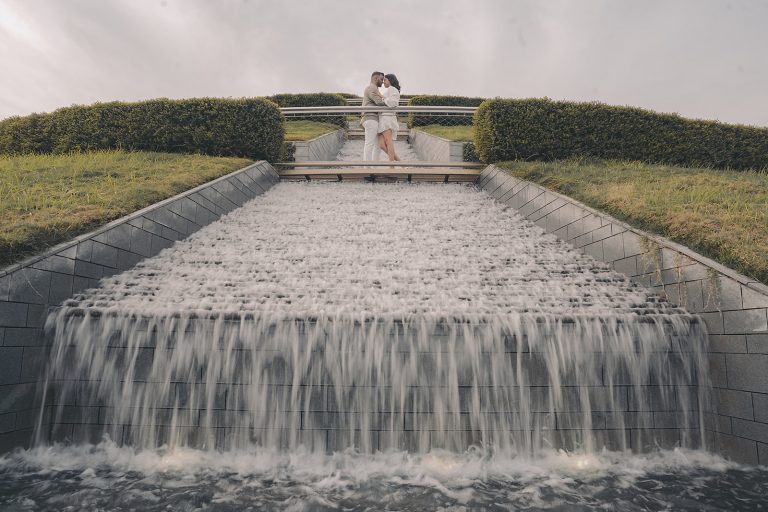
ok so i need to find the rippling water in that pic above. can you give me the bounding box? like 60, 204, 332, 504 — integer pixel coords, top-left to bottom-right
2, 443, 767, 511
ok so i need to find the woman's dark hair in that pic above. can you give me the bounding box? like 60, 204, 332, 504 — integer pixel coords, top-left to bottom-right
385, 73, 401, 91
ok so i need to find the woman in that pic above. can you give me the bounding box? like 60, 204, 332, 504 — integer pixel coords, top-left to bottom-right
373, 74, 401, 161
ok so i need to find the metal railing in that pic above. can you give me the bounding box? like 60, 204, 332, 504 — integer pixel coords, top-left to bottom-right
280, 106, 477, 117
280, 106, 478, 130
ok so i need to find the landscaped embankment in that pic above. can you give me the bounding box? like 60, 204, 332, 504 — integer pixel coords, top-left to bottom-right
0, 150, 252, 268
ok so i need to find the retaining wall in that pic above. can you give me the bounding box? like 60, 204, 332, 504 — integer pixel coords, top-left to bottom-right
408, 129, 467, 161
0, 161, 280, 453
478, 165, 768, 465
292, 129, 345, 161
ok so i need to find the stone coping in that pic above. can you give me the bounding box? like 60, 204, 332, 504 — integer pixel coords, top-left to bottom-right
291, 129, 345, 162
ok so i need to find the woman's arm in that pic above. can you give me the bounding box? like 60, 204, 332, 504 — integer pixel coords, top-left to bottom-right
384, 89, 400, 108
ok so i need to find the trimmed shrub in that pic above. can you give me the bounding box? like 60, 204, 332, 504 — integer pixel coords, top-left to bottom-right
463, 142, 479, 162
407, 95, 485, 127
0, 97, 284, 161
269, 93, 347, 127
474, 98, 768, 170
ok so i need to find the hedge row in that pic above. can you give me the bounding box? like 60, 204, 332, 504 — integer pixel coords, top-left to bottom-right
407, 95, 485, 127
269, 93, 347, 127
0, 97, 284, 161
474, 98, 768, 170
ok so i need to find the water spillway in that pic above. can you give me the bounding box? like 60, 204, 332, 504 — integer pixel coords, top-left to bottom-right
38, 181, 709, 455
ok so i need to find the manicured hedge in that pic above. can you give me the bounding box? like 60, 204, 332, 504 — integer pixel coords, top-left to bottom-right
269, 93, 347, 127
0, 97, 284, 161
407, 95, 485, 127
474, 98, 768, 170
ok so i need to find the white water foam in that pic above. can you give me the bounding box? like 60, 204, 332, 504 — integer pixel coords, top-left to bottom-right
1, 441, 762, 511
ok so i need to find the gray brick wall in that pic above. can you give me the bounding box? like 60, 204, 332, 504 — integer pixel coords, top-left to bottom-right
292, 129, 345, 161
0, 161, 279, 453
478, 164, 768, 465
408, 129, 466, 162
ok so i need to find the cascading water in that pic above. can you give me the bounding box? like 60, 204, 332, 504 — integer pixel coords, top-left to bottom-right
38, 181, 709, 456
4, 140, 767, 511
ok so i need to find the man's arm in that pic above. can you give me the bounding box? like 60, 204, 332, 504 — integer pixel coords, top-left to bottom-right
367, 87, 385, 106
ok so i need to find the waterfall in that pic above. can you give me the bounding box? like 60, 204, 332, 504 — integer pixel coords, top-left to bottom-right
36, 182, 710, 455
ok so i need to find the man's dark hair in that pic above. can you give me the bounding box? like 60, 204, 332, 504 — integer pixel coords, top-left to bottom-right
371, 71, 384, 78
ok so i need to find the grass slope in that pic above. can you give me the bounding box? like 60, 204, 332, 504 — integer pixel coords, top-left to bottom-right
0, 150, 251, 268
417, 125, 474, 141
284, 121, 340, 141
498, 159, 768, 285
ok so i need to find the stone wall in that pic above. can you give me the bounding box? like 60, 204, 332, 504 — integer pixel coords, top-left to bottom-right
292, 129, 345, 161
478, 165, 768, 465
408, 129, 466, 162
0, 161, 279, 453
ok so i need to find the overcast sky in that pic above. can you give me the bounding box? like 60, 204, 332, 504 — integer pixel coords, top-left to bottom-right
1, 0, 767, 126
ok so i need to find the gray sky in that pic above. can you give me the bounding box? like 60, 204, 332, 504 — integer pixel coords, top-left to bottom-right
2, 0, 767, 126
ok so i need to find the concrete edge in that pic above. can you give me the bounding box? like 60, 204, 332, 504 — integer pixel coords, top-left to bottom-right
291, 129, 346, 162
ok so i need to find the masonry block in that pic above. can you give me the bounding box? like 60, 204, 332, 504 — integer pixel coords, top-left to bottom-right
715, 388, 754, 419
3, 328, 40, 347
129, 226, 152, 257
683, 280, 705, 313
732, 419, 768, 444
759, 443, 768, 466
621, 231, 644, 258
30, 255, 75, 275
0, 302, 28, 328
708, 334, 747, 354
708, 354, 727, 387
716, 276, 744, 312
0, 275, 10, 302
116, 250, 143, 271
102, 223, 133, 251
747, 334, 768, 354
76, 240, 94, 261
600, 234, 624, 263
9, 268, 52, 305
583, 241, 604, 261
0, 347, 23, 385
726, 354, 768, 392
699, 311, 723, 335
753, 393, 768, 423
48, 272, 74, 305
90, 241, 118, 269
742, 285, 768, 309
0, 383, 36, 413
21, 346, 46, 382
73, 260, 103, 280
714, 414, 732, 433
723, 309, 768, 335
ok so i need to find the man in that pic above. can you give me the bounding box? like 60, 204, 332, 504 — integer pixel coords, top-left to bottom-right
361, 71, 386, 162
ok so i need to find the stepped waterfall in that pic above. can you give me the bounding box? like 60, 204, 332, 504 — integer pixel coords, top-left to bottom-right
37, 182, 709, 455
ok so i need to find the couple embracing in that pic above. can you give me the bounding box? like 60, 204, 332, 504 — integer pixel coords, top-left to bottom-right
361, 71, 402, 162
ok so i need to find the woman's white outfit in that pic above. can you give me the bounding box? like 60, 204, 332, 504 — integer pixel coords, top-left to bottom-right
377, 86, 400, 140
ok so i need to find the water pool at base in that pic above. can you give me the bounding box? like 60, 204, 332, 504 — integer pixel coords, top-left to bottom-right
1, 444, 767, 511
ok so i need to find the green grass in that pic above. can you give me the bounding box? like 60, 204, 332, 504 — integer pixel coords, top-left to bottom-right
417, 125, 474, 141
284, 120, 340, 141
0, 150, 252, 267
498, 159, 768, 285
